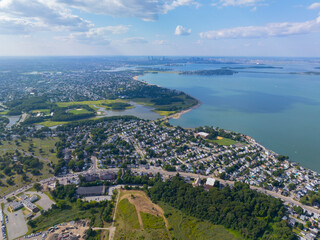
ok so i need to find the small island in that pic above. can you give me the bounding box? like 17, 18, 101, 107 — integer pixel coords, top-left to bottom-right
223, 65, 283, 70
179, 69, 237, 76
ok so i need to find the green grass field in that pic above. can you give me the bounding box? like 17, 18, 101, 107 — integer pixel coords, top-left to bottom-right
160, 202, 243, 240
38, 121, 68, 127
0, 111, 8, 115
31, 109, 50, 114
208, 138, 239, 146
154, 110, 176, 116
57, 99, 130, 109
141, 212, 165, 229
68, 108, 92, 115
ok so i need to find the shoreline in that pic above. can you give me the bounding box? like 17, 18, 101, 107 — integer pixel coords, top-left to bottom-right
167, 98, 201, 120
132, 75, 201, 120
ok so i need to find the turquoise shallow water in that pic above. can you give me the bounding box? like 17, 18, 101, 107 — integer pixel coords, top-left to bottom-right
140, 63, 320, 171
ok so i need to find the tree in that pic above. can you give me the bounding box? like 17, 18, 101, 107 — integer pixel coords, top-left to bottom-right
288, 183, 296, 191
6, 178, 14, 185
33, 183, 42, 191
297, 223, 304, 230
293, 206, 303, 215
306, 221, 312, 228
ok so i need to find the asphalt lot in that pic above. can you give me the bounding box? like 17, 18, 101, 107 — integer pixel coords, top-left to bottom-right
3, 192, 55, 239
4, 206, 28, 240
26, 191, 55, 211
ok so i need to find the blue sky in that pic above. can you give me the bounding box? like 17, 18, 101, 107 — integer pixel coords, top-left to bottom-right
0, 0, 320, 56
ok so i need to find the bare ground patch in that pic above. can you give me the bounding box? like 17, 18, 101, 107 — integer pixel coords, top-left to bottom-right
120, 190, 169, 229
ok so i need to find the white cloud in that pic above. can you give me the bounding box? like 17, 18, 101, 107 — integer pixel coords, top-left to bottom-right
200, 17, 320, 39
0, 0, 200, 35
58, 0, 200, 21
0, 0, 91, 34
308, 2, 320, 9
164, 0, 200, 12
212, 0, 263, 7
175, 25, 191, 35
64, 25, 129, 44
122, 37, 147, 44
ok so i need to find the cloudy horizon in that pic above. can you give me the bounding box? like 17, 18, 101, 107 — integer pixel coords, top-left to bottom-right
0, 0, 320, 57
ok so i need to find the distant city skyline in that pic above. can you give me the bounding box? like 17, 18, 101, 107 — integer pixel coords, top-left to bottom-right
0, 0, 320, 57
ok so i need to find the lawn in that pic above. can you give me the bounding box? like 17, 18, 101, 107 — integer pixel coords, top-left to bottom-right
56, 99, 130, 110
38, 121, 68, 127
69, 108, 92, 115
209, 137, 239, 146
154, 110, 176, 116
31, 109, 51, 115
0, 111, 8, 115
159, 202, 243, 240
0, 137, 58, 162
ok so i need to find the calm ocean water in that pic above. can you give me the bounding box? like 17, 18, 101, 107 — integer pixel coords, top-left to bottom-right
140, 62, 320, 171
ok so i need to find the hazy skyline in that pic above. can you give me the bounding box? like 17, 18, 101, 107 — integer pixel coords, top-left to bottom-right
0, 0, 320, 57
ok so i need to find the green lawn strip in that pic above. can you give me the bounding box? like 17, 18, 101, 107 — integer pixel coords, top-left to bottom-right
0, 111, 8, 115
159, 202, 243, 240
31, 109, 50, 114
38, 121, 68, 127
153, 110, 176, 116
35, 204, 43, 211
56, 99, 130, 110
140, 212, 165, 229
35, 194, 41, 200
43, 191, 55, 202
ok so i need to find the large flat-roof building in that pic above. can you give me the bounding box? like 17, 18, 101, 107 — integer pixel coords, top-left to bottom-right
205, 178, 216, 190
77, 185, 106, 197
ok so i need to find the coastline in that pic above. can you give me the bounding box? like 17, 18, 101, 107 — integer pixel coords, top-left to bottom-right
167, 97, 201, 120
132, 75, 201, 120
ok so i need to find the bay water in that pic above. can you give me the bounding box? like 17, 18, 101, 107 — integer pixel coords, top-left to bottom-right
140, 62, 320, 171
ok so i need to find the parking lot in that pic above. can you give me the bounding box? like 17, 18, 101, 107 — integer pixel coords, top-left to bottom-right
25, 191, 55, 210
4, 191, 55, 239
4, 206, 28, 240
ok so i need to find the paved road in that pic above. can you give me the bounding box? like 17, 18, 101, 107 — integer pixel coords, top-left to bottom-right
2, 165, 320, 231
